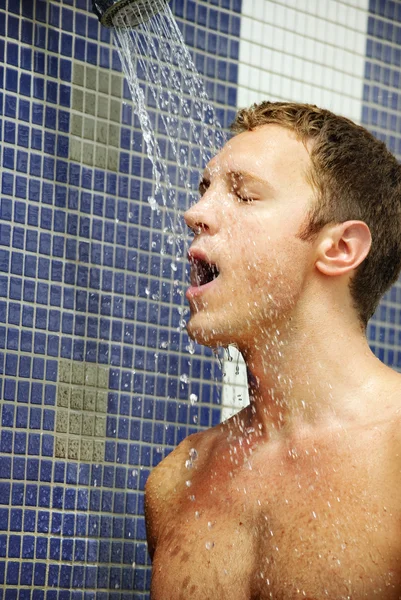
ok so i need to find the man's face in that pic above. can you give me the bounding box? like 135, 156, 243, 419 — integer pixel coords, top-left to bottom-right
184, 124, 316, 349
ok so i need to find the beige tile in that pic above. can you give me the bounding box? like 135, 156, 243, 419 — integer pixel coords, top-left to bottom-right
70, 388, 83, 410
98, 367, 109, 389
68, 439, 80, 460
56, 410, 68, 433
95, 415, 106, 437
85, 92, 96, 116
96, 122, 108, 144
95, 144, 107, 169
98, 72, 110, 94
73, 63, 85, 87
86, 66, 97, 90
84, 389, 96, 412
107, 148, 118, 171
82, 414, 95, 436
72, 88, 84, 112
59, 359, 72, 383
85, 364, 98, 387
108, 123, 120, 147
69, 138, 82, 162
80, 439, 94, 461
83, 117, 95, 140
57, 385, 70, 408
69, 413, 82, 435
82, 141, 94, 166
93, 440, 105, 462
72, 362, 85, 385
111, 74, 122, 97
96, 390, 107, 413
97, 97, 109, 119
71, 114, 83, 137
109, 99, 121, 123
55, 436, 67, 458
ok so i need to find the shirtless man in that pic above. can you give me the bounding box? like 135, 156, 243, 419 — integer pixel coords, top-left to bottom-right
145, 101, 401, 599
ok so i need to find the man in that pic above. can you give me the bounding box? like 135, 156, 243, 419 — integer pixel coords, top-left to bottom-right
145, 101, 401, 599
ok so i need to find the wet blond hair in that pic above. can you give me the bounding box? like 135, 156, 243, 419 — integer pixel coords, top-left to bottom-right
231, 101, 401, 327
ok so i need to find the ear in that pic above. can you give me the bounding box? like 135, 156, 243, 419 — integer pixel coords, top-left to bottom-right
315, 221, 372, 277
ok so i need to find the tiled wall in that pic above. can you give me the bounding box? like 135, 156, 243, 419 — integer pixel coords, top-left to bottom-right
0, 0, 240, 596
363, 0, 401, 366
1, 0, 401, 597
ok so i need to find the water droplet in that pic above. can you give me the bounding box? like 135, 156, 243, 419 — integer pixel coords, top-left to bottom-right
205, 541, 214, 550
147, 196, 158, 210
189, 393, 198, 405
185, 480, 192, 487
180, 374, 189, 384
189, 448, 198, 461
186, 341, 195, 354
195, 511, 200, 519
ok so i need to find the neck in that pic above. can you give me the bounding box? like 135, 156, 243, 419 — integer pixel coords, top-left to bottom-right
238, 309, 392, 440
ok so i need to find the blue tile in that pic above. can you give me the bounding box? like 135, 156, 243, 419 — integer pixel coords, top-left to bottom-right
33, 563, 46, 586
20, 562, 33, 586
22, 535, 35, 559
6, 561, 19, 585
21, 20, 33, 44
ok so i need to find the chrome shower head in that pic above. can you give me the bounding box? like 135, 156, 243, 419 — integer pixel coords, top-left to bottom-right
92, 0, 168, 28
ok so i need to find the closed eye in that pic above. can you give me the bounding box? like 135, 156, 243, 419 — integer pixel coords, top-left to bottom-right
231, 183, 254, 203
235, 192, 254, 203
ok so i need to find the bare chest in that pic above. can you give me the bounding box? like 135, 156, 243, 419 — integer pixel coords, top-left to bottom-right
151, 438, 401, 600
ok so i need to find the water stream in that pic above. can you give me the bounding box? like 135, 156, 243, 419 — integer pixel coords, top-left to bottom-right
113, 2, 225, 270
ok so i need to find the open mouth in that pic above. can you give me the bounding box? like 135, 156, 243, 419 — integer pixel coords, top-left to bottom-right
189, 256, 220, 287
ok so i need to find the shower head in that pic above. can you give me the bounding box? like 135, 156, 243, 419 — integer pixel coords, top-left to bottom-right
92, 0, 168, 28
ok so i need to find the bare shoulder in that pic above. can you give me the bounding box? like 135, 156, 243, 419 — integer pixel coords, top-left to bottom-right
146, 432, 200, 498
146, 418, 229, 495
144, 426, 221, 555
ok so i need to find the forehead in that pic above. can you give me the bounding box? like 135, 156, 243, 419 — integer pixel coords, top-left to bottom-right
205, 124, 312, 185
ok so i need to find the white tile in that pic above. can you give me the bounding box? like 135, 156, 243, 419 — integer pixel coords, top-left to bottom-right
240, 15, 253, 40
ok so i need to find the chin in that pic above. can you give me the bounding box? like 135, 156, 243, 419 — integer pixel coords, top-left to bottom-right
186, 313, 237, 348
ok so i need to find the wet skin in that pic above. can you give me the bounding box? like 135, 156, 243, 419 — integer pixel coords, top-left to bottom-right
146, 405, 401, 599
145, 125, 401, 598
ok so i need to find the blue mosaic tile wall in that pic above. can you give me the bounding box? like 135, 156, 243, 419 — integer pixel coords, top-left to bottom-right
0, 0, 241, 596
364, 0, 401, 369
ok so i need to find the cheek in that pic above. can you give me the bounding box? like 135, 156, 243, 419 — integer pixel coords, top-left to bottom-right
243, 238, 308, 297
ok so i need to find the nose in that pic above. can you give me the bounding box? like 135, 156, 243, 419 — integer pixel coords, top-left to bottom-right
184, 191, 219, 236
